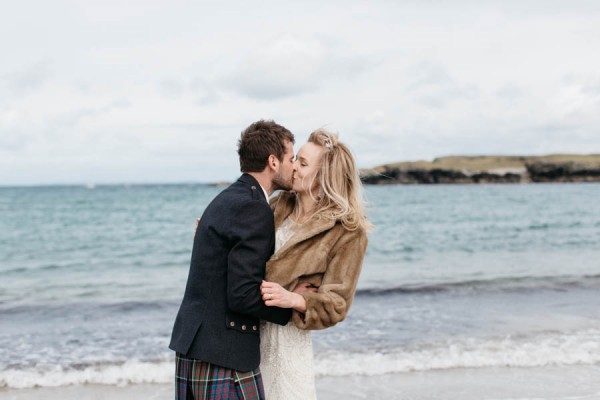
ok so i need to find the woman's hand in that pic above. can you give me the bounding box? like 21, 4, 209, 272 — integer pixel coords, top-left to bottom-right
193, 218, 200, 238
261, 281, 307, 312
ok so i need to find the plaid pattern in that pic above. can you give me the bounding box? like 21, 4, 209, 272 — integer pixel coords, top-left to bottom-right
175, 353, 265, 400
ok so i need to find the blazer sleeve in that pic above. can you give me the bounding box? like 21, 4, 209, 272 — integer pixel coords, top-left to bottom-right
227, 199, 292, 325
292, 228, 368, 330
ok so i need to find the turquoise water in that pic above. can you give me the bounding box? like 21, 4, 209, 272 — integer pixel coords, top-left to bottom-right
1, 183, 599, 387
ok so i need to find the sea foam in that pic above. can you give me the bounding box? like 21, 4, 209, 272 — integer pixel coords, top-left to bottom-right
0, 359, 172, 389
2, 328, 599, 389
314, 328, 600, 377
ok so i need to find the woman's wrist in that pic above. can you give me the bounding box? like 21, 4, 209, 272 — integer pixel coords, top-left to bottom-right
292, 293, 307, 313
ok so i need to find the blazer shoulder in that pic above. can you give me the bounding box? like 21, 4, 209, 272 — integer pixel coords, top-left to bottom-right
219, 178, 262, 203
228, 184, 274, 223
206, 182, 271, 230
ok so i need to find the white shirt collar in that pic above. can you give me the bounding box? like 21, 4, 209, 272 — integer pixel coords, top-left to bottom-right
258, 184, 270, 203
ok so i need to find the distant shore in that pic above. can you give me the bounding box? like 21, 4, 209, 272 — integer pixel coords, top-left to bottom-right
360, 154, 600, 184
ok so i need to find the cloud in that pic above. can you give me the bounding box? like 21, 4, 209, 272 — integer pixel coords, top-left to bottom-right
156, 78, 220, 105
157, 80, 186, 98
225, 34, 371, 100
0, 127, 30, 152
225, 34, 327, 99
496, 84, 524, 103
402, 61, 480, 109
0, 61, 51, 99
570, 75, 600, 101
49, 99, 132, 128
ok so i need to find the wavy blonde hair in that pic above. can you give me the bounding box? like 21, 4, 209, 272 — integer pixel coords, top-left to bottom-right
306, 129, 372, 232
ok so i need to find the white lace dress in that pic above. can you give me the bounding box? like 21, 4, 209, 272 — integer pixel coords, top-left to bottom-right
260, 217, 317, 400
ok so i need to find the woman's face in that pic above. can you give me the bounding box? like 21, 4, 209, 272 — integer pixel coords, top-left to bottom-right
292, 142, 325, 195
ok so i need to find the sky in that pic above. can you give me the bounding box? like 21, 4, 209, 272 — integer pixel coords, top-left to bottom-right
1, 0, 600, 185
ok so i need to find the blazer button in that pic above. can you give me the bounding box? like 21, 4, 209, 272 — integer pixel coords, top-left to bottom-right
251, 186, 256, 190
252, 325, 257, 331
242, 325, 247, 330
230, 321, 235, 327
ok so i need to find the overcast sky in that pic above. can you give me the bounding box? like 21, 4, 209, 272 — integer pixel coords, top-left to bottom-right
2, 0, 600, 185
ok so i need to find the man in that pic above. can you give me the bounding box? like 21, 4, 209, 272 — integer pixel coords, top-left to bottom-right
169, 120, 295, 400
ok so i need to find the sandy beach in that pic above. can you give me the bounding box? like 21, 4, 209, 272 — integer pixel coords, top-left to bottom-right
2, 365, 599, 400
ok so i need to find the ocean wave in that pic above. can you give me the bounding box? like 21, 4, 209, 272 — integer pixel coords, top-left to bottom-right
2, 329, 599, 388
314, 328, 600, 377
356, 274, 600, 297
0, 299, 178, 316
0, 267, 28, 275
0, 359, 173, 389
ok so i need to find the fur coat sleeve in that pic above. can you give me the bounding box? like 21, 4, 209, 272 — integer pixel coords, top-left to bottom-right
292, 227, 368, 330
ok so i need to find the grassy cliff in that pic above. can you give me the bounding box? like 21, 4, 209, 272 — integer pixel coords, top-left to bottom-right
361, 154, 600, 184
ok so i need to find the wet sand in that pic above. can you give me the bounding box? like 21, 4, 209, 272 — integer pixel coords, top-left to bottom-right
2, 364, 599, 400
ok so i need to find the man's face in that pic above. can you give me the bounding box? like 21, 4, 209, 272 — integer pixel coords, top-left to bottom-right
272, 140, 295, 191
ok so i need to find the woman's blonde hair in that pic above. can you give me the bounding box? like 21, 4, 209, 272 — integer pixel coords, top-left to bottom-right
306, 129, 372, 232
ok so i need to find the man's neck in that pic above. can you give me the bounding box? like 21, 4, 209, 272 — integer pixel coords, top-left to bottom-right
246, 172, 273, 196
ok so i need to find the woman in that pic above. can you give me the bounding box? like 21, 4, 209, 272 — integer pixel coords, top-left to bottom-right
259, 129, 370, 399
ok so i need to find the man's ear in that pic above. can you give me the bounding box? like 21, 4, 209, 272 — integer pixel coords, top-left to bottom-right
268, 154, 279, 171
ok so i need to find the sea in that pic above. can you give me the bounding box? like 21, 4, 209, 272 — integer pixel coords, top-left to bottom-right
1, 183, 599, 390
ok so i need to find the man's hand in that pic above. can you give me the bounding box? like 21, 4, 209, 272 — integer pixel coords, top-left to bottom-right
292, 281, 319, 295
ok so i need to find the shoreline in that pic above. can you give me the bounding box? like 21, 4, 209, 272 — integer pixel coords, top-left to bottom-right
2, 364, 599, 400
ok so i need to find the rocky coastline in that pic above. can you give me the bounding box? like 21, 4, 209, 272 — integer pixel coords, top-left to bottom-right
360, 155, 600, 184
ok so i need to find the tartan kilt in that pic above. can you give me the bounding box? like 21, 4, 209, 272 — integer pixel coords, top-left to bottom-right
175, 353, 265, 400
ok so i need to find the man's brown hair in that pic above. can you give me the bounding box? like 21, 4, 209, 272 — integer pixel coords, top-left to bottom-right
238, 120, 295, 172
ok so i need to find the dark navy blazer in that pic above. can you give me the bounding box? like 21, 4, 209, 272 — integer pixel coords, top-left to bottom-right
169, 174, 292, 371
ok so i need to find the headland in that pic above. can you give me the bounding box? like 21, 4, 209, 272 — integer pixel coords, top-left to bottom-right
360, 154, 600, 184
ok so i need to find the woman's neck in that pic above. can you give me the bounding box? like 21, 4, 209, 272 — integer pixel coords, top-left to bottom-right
293, 192, 318, 223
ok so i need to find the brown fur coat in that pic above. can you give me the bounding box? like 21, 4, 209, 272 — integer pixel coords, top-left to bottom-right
266, 191, 368, 330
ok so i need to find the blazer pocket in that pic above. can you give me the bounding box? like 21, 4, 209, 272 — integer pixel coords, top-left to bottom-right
225, 314, 259, 335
